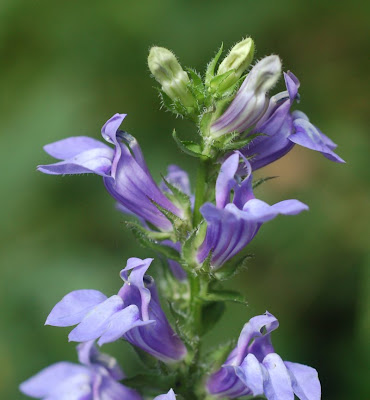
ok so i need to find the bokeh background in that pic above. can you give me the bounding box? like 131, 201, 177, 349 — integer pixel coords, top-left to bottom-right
1, 0, 369, 398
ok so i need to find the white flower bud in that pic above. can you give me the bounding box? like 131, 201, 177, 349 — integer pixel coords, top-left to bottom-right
148, 47, 195, 107
213, 38, 255, 93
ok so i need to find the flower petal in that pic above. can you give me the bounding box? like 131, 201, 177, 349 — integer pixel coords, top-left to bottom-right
43, 136, 109, 160
45, 290, 107, 327
97, 375, 142, 400
262, 353, 294, 400
19, 362, 90, 398
232, 312, 279, 366
211, 56, 282, 137
290, 115, 345, 163
207, 365, 251, 398
69, 295, 124, 342
77, 341, 125, 381
285, 361, 321, 400
236, 353, 264, 396
242, 198, 308, 223
98, 305, 153, 345
215, 153, 239, 209
38, 147, 114, 176
153, 388, 177, 400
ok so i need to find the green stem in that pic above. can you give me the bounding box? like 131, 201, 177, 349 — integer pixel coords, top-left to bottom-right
192, 158, 209, 227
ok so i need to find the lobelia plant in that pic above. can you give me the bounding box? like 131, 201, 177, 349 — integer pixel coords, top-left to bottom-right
21, 37, 344, 399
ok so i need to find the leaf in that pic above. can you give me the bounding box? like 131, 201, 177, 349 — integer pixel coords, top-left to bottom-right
253, 175, 278, 189
209, 69, 235, 92
205, 340, 236, 370
221, 133, 263, 151
200, 301, 225, 335
125, 221, 181, 261
199, 289, 247, 305
186, 68, 206, 104
161, 174, 192, 212
215, 253, 254, 281
172, 129, 204, 158
199, 110, 214, 137
205, 43, 224, 86
182, 222, 206, 268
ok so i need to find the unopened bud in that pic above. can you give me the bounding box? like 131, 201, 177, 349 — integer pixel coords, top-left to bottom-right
214, 38, 255, 92
148, 47, 195, 107
210, 55, 282, 137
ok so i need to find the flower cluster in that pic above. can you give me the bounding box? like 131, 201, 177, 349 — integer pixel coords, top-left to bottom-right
21, 37, 344, 399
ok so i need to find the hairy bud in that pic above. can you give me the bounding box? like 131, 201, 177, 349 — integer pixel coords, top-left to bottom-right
148, 47, 195, 107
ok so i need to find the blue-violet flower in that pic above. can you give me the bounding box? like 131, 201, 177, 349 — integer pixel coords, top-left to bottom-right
241, 71, 345, 169
207, 312, 321, 400
210, 55, 282, 138
20, 340, 141, 400
197, 152, 308, 269
45, 257, 187, 363
38, 114, 183, 231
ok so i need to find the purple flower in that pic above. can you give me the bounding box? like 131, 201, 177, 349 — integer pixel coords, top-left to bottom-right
210, 55, 282, 138
153, 389, 176, 400
38, 114, 183, 231
197, 153, 308, 269
46, 257, 187, 363
207, 312, 321, 400
240, 71, 344, 169
20, 340, 141, 400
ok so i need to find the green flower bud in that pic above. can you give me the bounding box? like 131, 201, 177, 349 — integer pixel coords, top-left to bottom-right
148, 47, 195, 107
214, 37, 255, 93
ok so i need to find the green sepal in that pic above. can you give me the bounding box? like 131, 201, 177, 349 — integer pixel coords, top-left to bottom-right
123, 221, 171, 241
160, 174, 192, 214
209, 69, 235, 93
151, 198, 190, 241
157, 88, 195, 120
124, 221, 180, 261
172, 129, 205, 158
198, 289, 247, 305
186, 68, 206, 105
222, 133, 262, 151
199, 110, 214, 138
204, 340, 236, 371
253, 175, 278, 189
182, 222, 206, 270
215, 253, 254, 281
200, 300, 225, 335
205, 44, 223, 86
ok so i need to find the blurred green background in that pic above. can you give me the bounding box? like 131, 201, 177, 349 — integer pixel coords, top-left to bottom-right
1, 0, 369, 398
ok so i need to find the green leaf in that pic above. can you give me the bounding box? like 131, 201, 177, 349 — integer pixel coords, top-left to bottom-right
123, 221, 171, 241
200, 301, 225, 335
160, 174, 192, 212
215, 253, 254, 281
253, 175, 278, 189
221, 133, 262, 151
199, 289, 247, 305
209, 69, 235, 92
182, 222, 206, 269
157, 88, 179, 116
186, 68, 205, 104
172, 129, 205, 158
205, 340, 236, 370
205, 43, 224, 86
199, 110, 214, 137
125, 222, 181, 261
